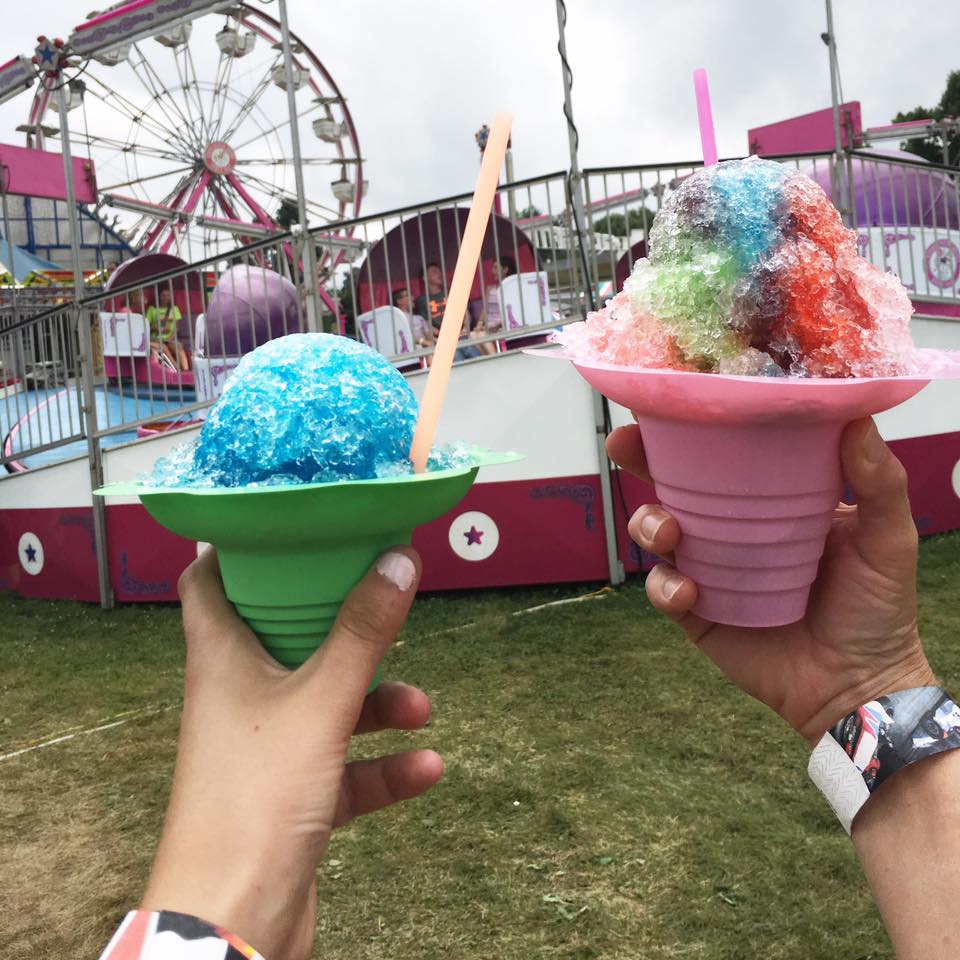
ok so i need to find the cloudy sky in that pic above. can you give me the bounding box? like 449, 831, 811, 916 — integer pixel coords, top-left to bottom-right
1, 0, 957, 223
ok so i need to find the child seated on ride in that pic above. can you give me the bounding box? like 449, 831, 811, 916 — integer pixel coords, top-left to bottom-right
146, 287, 191, 372
473, 255, 518, 356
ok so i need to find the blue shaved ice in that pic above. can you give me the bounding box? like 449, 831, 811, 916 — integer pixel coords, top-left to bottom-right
142, 333, 470, 488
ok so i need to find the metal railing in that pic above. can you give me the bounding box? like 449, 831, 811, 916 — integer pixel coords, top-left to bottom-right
2, 171, 590, 469
583, 150, 960, 306
3, 152, 958, 475
1, 306, 85, 469
316, 169, 590, 340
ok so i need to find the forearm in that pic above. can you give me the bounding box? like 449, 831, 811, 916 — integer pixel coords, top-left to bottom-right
852, 749, 960, 958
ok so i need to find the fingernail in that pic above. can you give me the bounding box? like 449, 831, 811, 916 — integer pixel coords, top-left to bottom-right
863, 425, 887, 464
640, 512, 664, 542
663, 575, 684, 601
376, 552, 416, 592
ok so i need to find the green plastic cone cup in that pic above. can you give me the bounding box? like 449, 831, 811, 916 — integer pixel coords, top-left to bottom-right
120, 467, 481, 669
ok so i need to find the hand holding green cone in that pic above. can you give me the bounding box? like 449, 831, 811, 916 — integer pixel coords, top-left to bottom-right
98, 451, 518, 669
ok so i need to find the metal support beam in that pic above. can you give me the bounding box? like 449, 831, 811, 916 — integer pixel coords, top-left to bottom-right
277, 0, 320, 332
58, 79, 114, 609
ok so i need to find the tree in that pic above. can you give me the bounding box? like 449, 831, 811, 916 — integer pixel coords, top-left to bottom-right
332, 267, 358, 338
517, 205, 542, 219
593, 206, 655, 237
275, 198, 299, 230
893, 69, 960, 166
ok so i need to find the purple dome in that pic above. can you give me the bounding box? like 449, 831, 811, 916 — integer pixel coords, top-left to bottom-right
806, 150, 960, 230
204, 266, 302, 355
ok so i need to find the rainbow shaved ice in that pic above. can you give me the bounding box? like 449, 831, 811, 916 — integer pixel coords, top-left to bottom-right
559, 157, 919, 377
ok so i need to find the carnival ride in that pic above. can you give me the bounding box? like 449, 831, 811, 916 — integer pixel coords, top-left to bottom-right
20, 2, 364, 260
0, 1, 959, 609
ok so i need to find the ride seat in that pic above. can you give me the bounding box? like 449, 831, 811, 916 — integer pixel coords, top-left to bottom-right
355, 306, 423, 371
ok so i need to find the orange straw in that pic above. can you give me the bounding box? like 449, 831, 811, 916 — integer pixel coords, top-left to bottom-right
409, 111, 513, 473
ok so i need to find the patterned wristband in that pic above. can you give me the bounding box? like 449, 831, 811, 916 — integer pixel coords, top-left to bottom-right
808, 686, 960, 834
98, 910, 264, 959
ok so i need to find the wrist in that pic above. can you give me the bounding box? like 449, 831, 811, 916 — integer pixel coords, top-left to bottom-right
809, 684, 960, 834
141, 821, 318, 959
798, 644, 936, 747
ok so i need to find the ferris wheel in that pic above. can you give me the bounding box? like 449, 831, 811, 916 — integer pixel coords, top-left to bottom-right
20, 2, 364, 260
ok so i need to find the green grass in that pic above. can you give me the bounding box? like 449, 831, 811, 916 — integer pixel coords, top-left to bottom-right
1, 533, 959, 959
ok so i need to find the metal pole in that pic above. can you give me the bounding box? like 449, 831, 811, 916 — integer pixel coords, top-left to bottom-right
555, 0, 624, 587
58, 78, 114, 608
277, 0, 320, 332
504, 145, 517, 222
824, 0, 850, 223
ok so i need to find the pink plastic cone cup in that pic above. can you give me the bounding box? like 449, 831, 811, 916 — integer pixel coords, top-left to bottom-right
570, 352, 960, 628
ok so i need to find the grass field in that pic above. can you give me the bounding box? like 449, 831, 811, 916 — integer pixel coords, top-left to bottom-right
2, 532, 959, 960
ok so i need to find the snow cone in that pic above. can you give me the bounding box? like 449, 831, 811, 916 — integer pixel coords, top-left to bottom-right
556, 158, 960, 627
99, 333, 512, 668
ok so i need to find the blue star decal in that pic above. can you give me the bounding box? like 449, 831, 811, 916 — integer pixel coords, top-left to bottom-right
24, 543, 37, 563
39, 46, 56, 64
464, 525, 484, 546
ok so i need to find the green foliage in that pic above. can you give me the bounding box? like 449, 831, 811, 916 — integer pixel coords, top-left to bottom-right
593, 206, 655, 237
517, 205, 542, 219
275, 198, 300, 230
893, 69, 960, 166
329, 268, 358, 338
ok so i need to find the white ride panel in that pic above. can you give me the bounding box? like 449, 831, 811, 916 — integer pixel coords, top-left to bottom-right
498, 272, 554, 330
100, 311, 149, 357
356, 306, 417, 363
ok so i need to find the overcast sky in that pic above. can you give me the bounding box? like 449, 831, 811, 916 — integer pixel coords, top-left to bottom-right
1, 1, 957, 220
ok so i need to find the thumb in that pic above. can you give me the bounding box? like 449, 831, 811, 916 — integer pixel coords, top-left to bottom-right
840, 418, 918, 562
178, 547, 278, 676
302, 547, 421, 722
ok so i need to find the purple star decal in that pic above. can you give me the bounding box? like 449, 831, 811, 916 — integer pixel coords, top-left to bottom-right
24, 543, 37, 563
463, 525, 484, 546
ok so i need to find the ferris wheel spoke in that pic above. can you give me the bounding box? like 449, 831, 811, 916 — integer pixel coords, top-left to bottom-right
234, 157, 344, 165
217, 177, 268, 232
184, 44, 212, 142
130, 43, 204, 155
83, 74, 185, 151
234, 169, 342, 220
66, 131, 185, 164
171, 45, 206, 146
99, 164, 197, 193
208, 49, 236, 141
230, 99, 322, 155
216, 62, 279, 145
111, 69, 197, 159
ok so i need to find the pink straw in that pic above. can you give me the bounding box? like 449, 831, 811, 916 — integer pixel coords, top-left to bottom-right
409, 113, 513, 474
693, 68, 718, 167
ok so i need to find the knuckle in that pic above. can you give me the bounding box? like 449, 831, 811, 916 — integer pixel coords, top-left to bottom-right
886, 457, 909, 497
336, 599, 393, 649
177, 559, 201, 601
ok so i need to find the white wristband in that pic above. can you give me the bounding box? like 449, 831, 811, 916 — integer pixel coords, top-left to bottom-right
808, 687, 960, 834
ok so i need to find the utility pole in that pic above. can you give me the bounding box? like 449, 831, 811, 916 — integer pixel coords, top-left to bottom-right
555, 0, 624, 587
277, 0, 320, 332
823, 0, 850, 224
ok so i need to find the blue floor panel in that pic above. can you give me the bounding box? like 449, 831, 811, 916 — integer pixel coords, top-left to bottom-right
1, 384, 199, 471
